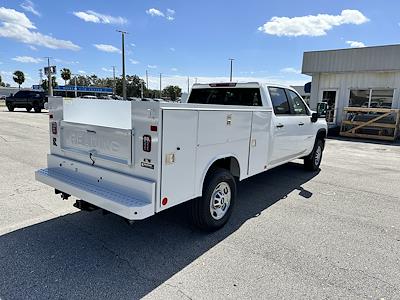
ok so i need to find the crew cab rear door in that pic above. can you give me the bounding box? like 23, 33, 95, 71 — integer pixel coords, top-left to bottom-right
285, 89, 314, 153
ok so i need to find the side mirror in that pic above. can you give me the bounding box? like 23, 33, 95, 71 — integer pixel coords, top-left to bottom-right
311, 112, 319, 123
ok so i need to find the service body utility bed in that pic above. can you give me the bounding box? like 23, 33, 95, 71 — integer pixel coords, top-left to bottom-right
36, 83, 327, 229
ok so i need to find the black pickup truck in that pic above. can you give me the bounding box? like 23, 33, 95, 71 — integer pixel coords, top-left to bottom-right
6, 90, 47, 113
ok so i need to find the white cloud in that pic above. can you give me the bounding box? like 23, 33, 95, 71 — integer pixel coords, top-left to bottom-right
12, 55, 42, 63
280, 67, 300, 74
166, 9, 175, 21
171, 68, 178, 72
0, 7, 80, 50
129, 59, 139, 64
20, 0, 40, 17
73, 10, 127, 25
258, 9, 369, 37
147, 65, 157, 69
0, 7, 35, 28
169, 47, 175, 51
101, 67, 113, 72
146, 8, 175, 21
130, 43, 136, 47
78, 70, 86, 74
54, 58, 79, 65
94, 44, 121, 53
346, 40, 366, 48
28, 45, 37, 50
146, 8, 164, 17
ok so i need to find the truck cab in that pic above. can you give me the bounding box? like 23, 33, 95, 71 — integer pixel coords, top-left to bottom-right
35, 82, 327, 231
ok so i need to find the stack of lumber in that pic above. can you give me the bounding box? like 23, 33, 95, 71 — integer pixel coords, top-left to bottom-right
340, 107, 400, 141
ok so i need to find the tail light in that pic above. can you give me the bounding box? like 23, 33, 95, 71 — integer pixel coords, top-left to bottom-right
51, 122, 57, 135
143, 135, 151, 152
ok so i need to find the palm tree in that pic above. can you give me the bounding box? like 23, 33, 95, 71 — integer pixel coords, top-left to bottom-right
61, 68, 71, 86
13, 70, 25, 89
61, 68, 72, 96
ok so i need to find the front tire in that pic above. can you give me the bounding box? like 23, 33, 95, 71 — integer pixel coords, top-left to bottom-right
304, 139, 324, 171
26, 105, 32, 112
7, 104, 14, 112
34, 107, 41, 113
190, 168, 237, 231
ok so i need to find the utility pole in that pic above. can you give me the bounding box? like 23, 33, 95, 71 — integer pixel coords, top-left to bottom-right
117, 30, 128, 99
229, 58, 235, 82
44, 57, 53, 96
145, 70, 149, 94
111, 66, 116, 96
38, 69, 43, 85
187, 76, 190, 94
141, 80, 144, 98
74, 76, 77, 98
195, 77, 198, 84
159, 73, 162, 99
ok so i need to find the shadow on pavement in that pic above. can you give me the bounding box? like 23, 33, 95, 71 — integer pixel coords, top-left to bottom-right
0, 162, 318, 299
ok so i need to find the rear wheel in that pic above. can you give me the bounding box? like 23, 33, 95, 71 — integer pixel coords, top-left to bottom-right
7, 104, 14, 112
26, 105, 32, 112
34, 106, 41, 113
190, 168, 236, 231
304, 139, 324, 171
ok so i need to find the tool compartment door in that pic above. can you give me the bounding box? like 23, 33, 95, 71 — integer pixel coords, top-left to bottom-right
160, 109, 198, 211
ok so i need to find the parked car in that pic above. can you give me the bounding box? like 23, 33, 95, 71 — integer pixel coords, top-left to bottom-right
6, 90, 47, 112
81, 95, 97, 99
36, 82, 327, 231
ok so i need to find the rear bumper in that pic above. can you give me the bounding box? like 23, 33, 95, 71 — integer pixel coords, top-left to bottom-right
35, 155, 156, 220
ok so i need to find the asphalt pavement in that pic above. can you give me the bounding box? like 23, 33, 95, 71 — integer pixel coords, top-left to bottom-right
0, 108, 399, 299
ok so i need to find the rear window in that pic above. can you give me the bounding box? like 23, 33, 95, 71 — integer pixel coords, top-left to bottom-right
188, 88, 262, 106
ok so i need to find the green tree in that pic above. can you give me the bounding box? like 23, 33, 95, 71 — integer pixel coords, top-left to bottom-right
13, 70, 25, 89
41, 76, 58, 91
0, 75, 5, 87
60, 68, 71, 86
115, 75, 143, 98
162, 85, 182, 101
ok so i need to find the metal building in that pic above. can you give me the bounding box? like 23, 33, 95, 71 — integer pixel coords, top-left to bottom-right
302, 44, 400, 126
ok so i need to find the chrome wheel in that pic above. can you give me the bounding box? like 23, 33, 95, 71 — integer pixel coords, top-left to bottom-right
210, 182, 231, 220
314, 145, 322, 166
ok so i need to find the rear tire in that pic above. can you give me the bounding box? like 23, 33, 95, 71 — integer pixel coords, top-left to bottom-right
304, 139, 324, 171
26, 106, 32, 112
190, 168, 236, 231
7, 104, 14, 112
34, 107, 41, 113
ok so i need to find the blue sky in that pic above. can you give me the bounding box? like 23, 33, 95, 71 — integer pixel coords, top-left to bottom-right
0, 0, 399, 90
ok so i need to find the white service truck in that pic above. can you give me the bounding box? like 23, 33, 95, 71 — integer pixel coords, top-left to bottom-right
36, 82, 327, 231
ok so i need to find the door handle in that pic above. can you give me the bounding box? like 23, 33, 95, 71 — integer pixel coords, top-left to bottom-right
276, 124, 284, 128
298, 122, 304, 126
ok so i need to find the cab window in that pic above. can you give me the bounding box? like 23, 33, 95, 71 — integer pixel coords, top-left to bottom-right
188, 88, 262, 106
14, 91, 27, 98
286, 89, 309, 115
268, 87, 290, 115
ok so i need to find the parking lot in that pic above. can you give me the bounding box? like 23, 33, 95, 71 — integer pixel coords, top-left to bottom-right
0, 108, 399, 299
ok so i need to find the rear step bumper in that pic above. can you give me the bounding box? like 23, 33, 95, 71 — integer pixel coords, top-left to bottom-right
35, 156, 156, 220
